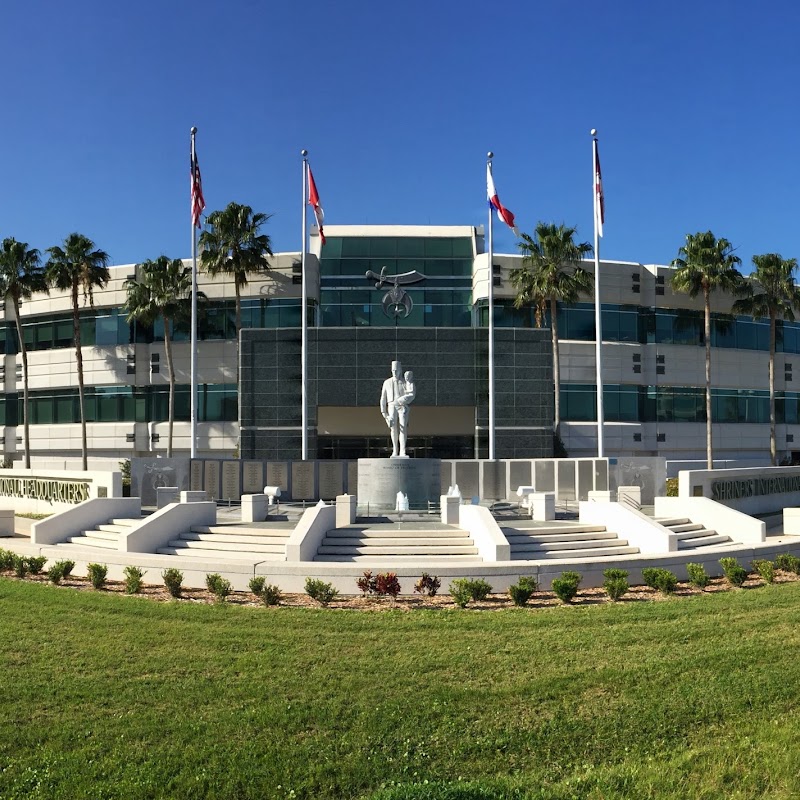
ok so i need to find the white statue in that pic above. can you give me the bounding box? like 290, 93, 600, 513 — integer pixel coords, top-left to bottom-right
380, 360, 416, 458
395, 491, 409, 511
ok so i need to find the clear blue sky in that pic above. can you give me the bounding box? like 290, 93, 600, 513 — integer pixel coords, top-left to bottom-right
2, 0, 799, 271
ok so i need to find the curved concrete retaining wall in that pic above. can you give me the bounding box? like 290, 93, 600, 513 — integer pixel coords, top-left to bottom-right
31, 498, 142, 545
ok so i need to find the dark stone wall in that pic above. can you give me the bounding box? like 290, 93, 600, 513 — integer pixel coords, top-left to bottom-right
240, 327, 553, 460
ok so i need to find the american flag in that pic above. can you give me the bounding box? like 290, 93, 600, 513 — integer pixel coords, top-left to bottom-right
191, 151, 205, 229
594, 138, 604, 238
307, 166, 325, 245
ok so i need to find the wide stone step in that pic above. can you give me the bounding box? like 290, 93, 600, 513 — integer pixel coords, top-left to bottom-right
321, 536, 474, 548
677, 533, 731, 549
94, 525, 130, 535
65, 535, 120, 550
109, 518, 144, 527
666, 523, 705, 533
314, 554, 483, 563
505, 531, 619, 544
653, 517, 690, 527
512, 538, 630, 553
80, 529, 119, 541
190, 525, 290, 537
155, 547, 285, 561
506, 523, 608, 535
511, 545, 639, 560
317, 544, 479, 556
167, 539, 285, 554
326, 528, 468, 539
179, 532, 290, 546
675, 528, 717, 540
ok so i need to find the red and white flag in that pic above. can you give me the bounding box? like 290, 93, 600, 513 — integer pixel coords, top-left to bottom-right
191, 151, 205, 229
594, 139, 604, 238
487, 164, 518, 236
308, 166, 325, 245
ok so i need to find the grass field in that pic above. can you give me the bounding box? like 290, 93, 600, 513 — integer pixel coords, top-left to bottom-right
1, 577, 799, 799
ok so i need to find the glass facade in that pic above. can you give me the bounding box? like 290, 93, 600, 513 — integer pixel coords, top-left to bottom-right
18, 384, 238, 425
560, 384, 795, 424
319, 236, 474, 327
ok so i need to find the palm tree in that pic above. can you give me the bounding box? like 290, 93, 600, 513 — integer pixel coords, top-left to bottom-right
671, 231, 746, 469
45, 234, 110, 471
199, 202, 273, 341
733, 254, 800, 465
0, 239, 49, 468
510, 222, 593, 437
124, 257, 192, 457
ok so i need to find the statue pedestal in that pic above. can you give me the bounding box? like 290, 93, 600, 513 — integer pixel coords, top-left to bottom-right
357, 458, 441, 510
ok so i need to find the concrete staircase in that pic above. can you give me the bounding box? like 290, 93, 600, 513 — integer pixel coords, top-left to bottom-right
63, 518, 143, 550
502, 520, 639, 561
314, 522, 482, 563
156, 523, 292, 561
655, 517, 731, 550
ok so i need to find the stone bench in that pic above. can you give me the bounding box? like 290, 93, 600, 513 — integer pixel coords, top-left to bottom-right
0, 508, 13, 537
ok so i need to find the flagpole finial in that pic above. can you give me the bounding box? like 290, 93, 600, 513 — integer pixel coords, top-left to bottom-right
191, 126, 197, 136
301, 149, 308, 157
590, 128, 597, 137
487, 151, 493, 160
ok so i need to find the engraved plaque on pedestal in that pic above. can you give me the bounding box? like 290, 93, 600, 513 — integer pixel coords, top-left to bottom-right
221, 461, 241, 501
292, 461, 316, 500
242, 461, 264, 494
347, 461, 358, 495
319, 461, 343, 499
266, 462, 289, 493
204, 461, 221, 500
190, 460, 203, 491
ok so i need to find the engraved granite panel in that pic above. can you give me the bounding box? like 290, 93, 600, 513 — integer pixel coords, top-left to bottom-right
292, 461, 316, 500
221, 461, 241, 501
242, 461, 264, 494
318, 461, 344, 499
204, 461, 221, 500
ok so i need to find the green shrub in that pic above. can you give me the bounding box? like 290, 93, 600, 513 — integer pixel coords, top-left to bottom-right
413, 573, 441, 597
752, 559, 775, 584
508, 575, 538, 606
123, 565, 144, 594
603, 568, 629, 601
464, 578, 493, 601
48, 560, 75, 585
162, 567, 184, 598
304, 577, 338, 606
642, 567, 678, 594
248, 576, 266, 597
261, 584, 282, 606
87, 563, 108, 590
775, 553, 800, 574
449, 579, 472, 608
26, 556, 47, 575
686, 562, 709, 589
719, 557, 748, 588
665, 477, 679, 497
207, 574, 232, 603
0, 548, 14, 571
551, 571, 582, 603
12, 555, 28, 579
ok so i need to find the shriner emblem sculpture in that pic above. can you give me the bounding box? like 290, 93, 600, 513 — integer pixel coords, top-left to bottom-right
379, 360, 416, 458
366, 266, 425, 319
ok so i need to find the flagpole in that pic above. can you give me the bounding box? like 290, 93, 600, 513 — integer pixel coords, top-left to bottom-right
487, 152, 495, 461
190, 126, 199, 460
592, 129, 604, 458
301, 150, 308, 461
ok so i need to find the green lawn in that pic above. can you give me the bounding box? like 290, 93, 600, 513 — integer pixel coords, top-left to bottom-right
1, 578, 799, 800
